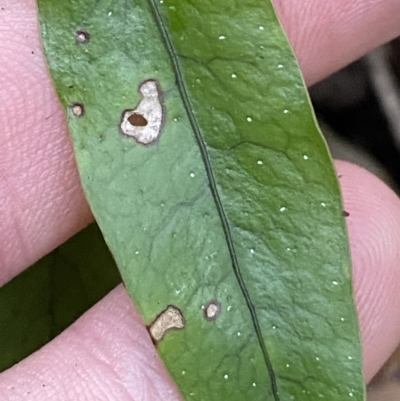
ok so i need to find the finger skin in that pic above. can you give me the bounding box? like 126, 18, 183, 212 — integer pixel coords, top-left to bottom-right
0, 286, 182, 401
0, 2, 92, 285
335, 161, 400, 382
1, 0, 400, 284
1, 162, 400, 398
274, 0, 400, 85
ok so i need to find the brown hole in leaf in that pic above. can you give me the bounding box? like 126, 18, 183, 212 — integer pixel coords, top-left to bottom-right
69, 102, 85, 118
75, 30, 90, 44
120, 80, 163, 145
128, 113, 148, 127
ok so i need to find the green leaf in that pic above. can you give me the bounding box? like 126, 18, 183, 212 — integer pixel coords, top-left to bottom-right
0, 224, 120, 372
37, 1, 365, 400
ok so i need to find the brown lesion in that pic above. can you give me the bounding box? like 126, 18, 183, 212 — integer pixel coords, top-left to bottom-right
204, 300, 221, 322
128, 113, 148, 127
149, 305, 185, 343
69, 102, 85, 118
75, 29, 90, 44
119, 79, 163, 145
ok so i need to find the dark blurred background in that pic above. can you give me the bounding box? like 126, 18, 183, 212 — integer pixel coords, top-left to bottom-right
311, 37, 400, 192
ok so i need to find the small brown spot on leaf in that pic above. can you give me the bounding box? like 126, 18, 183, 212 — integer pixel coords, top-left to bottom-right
204, 300, 221, 321
342, 211, 350, 217
75, 30, 90, 44
128, 113, 148, 127
149, 306, 185, 342
70, 102, 84, 117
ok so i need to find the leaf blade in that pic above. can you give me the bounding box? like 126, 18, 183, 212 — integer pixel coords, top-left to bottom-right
38, 0, 365, 400
149, 1, 281, 397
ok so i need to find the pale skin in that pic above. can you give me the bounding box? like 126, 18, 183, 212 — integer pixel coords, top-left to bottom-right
1, 0, 400, 399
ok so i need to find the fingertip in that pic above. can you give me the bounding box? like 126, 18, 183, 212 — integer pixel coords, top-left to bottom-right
274, 0, 400, 85
335, 160, 400, 382
0, 0, 93, 285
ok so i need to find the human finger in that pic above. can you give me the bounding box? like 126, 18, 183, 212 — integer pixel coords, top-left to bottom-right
335, 160, 400, 382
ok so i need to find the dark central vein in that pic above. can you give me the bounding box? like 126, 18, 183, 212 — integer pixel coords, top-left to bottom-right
148, 1, 280, 400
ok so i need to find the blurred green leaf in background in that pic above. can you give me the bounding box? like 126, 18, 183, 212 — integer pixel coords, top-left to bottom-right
0, 224, 120, 372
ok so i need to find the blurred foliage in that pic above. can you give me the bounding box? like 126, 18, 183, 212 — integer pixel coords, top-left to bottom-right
0, 223, 120, 372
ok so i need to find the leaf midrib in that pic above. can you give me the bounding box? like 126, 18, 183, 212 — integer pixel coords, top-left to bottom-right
148, 1, 280, 399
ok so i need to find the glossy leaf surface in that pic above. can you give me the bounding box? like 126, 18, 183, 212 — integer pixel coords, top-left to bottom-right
38, 1, 365, 400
